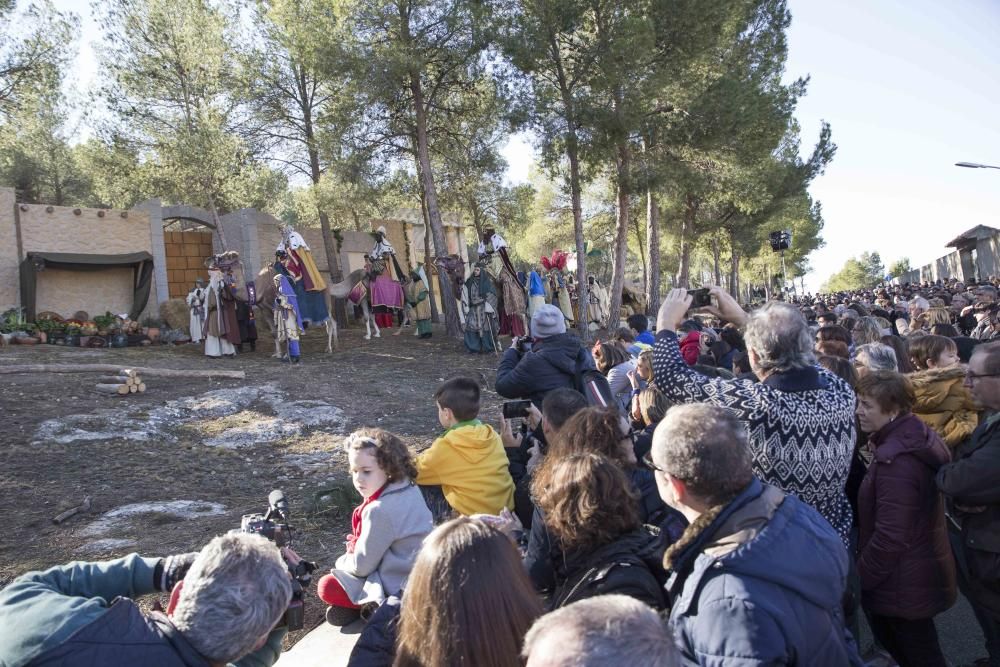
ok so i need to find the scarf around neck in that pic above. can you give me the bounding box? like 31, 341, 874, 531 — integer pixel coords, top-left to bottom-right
346, 483, 388, 553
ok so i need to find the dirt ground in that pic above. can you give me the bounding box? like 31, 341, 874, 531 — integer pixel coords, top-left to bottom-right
0, 321, 508, 646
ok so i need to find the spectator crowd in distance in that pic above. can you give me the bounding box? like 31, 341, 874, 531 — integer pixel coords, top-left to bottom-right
2, 275, 1000, 667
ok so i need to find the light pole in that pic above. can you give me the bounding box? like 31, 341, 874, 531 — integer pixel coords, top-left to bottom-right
956, 161, 1000, 170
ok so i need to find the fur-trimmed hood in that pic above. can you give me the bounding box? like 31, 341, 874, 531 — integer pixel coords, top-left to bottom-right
908, 365, 979, 448
909, 366, 968, 411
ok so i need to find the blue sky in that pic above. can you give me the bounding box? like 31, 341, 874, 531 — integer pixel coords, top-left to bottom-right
50, 0, 1000, 291
505, 0, 1000, 290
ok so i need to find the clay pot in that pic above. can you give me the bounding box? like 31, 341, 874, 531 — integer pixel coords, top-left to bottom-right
17, 337, 38, 346
37, 332, 46, 344
145, 327, 160, 342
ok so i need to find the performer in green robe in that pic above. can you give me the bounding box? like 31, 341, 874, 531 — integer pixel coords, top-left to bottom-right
405, 267, 433, 338
463, 265, 498, 353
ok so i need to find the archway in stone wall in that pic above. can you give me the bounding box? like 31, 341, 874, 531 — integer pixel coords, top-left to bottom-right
162, 205, 216, 299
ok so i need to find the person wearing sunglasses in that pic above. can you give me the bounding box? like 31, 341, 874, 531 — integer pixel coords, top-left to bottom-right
937, 341, 1000, 667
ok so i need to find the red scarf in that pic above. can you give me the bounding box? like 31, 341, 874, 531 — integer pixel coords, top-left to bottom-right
346, 484, 387, 554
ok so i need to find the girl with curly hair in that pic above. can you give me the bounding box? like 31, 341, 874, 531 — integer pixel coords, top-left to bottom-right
318, 429, 433, 625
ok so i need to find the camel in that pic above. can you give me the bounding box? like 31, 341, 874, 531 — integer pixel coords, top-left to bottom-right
255, 265, 337, 356
327, 268, 382, 340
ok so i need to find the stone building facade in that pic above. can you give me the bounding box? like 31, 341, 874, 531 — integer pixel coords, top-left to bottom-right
897, 225, 1000, 285
0, 187, 469, 321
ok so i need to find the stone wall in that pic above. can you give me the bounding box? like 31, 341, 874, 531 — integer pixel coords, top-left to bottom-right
36, 267, 136, 319
4, 201, 158, 319
0, 188, 19, 311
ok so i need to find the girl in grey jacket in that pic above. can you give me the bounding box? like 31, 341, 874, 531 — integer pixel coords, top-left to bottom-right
318, 429, 433, 625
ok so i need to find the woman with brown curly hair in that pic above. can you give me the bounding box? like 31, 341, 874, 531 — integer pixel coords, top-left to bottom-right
524, 407, 677, 600
533, 453, 666, 610
318, 429, 433, 626
394, 517, 542, 667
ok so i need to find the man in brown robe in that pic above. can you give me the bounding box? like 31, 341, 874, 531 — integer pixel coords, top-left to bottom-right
203, 266, 240, 358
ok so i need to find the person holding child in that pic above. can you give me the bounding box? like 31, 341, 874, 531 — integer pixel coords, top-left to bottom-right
415, 377, 515, 522
317, 429, 433, 626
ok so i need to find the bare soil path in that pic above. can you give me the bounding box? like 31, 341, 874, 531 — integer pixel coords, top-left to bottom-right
0, 323, 505, 646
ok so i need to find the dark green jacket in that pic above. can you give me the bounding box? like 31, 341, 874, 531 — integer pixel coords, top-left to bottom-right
0, 554, 284, 667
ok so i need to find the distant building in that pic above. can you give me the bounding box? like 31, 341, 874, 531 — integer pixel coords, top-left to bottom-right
896, 224, 999, 284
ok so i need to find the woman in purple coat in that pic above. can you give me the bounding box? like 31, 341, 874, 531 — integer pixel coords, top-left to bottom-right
856, 370, 957, 667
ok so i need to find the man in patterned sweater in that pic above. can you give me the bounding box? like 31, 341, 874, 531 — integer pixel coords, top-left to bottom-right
652, 287, 856, 546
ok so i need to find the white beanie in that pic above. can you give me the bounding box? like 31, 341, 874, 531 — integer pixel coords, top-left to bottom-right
531, 304, 566, 338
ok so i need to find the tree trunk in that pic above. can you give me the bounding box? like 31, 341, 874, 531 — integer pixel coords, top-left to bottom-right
298, 62, 348, 327
207, 193, 229, 252
606, 141, 631, 330
318, 211, 348, 327
728, 228, 741, 301
633, 215, 647, 300
419, 173, 439, 323
675, 196, 696, 288
469, 198, 483, 241
550, 29, 589, 341
410, 72, 461, 338
567, 143, 590, 340
645, 187, 660, 316
712, 234, 722, 287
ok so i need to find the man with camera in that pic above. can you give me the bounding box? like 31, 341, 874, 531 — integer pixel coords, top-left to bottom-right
496, 304, 595, 407
652, 287, 857, 548
0, 533, 293, 667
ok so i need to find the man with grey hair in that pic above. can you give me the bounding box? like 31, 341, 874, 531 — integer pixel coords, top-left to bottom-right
522, 594, 679, 667
853, 342, 898, 377
0, 532, 293, 666
653, 287, 857, 546
649, 404, 862, 666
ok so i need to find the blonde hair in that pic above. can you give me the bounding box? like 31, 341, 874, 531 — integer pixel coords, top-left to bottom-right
922, 308, 951, 328
636, 350, 654, 381
638, 386, 669, 426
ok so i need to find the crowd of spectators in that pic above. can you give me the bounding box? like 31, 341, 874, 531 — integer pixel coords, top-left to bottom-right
3, 276, 1000, 667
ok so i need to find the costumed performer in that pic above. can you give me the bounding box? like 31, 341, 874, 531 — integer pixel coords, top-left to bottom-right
405, 266, 433, 339
587, 275, 610, 330
186, 277, 206, 344
480, 227, 527, 337
367, 226, 406, 329
527, 269, 546, 318
274, 273, 304, 363
275, 247, 329, 327
463, 263, 498, 353
203, 253, 241, 358
541, 250, 574, 324
221, 259, 257, 353
277, 227, 327, 292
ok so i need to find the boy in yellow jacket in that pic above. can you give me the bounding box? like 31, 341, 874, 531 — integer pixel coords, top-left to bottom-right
416, 377, 515, 522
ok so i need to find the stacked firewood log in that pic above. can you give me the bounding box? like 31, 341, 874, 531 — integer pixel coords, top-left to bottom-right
94, 369, 147, 395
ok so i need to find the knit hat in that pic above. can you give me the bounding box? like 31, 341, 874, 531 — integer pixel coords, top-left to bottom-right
531, 304, 566, 338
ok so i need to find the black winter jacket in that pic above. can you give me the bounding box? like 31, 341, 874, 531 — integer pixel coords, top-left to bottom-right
525, 468, 678, 593
937, 415, 1000, 614
495, 333, 595, 406
347, 596, 400, 667
549, 529, 667, 611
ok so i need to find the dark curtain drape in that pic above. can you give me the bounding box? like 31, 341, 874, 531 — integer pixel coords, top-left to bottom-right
19, 251, 154, 321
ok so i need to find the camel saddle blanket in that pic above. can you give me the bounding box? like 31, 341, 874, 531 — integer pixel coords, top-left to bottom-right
348, 281, 367, 306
